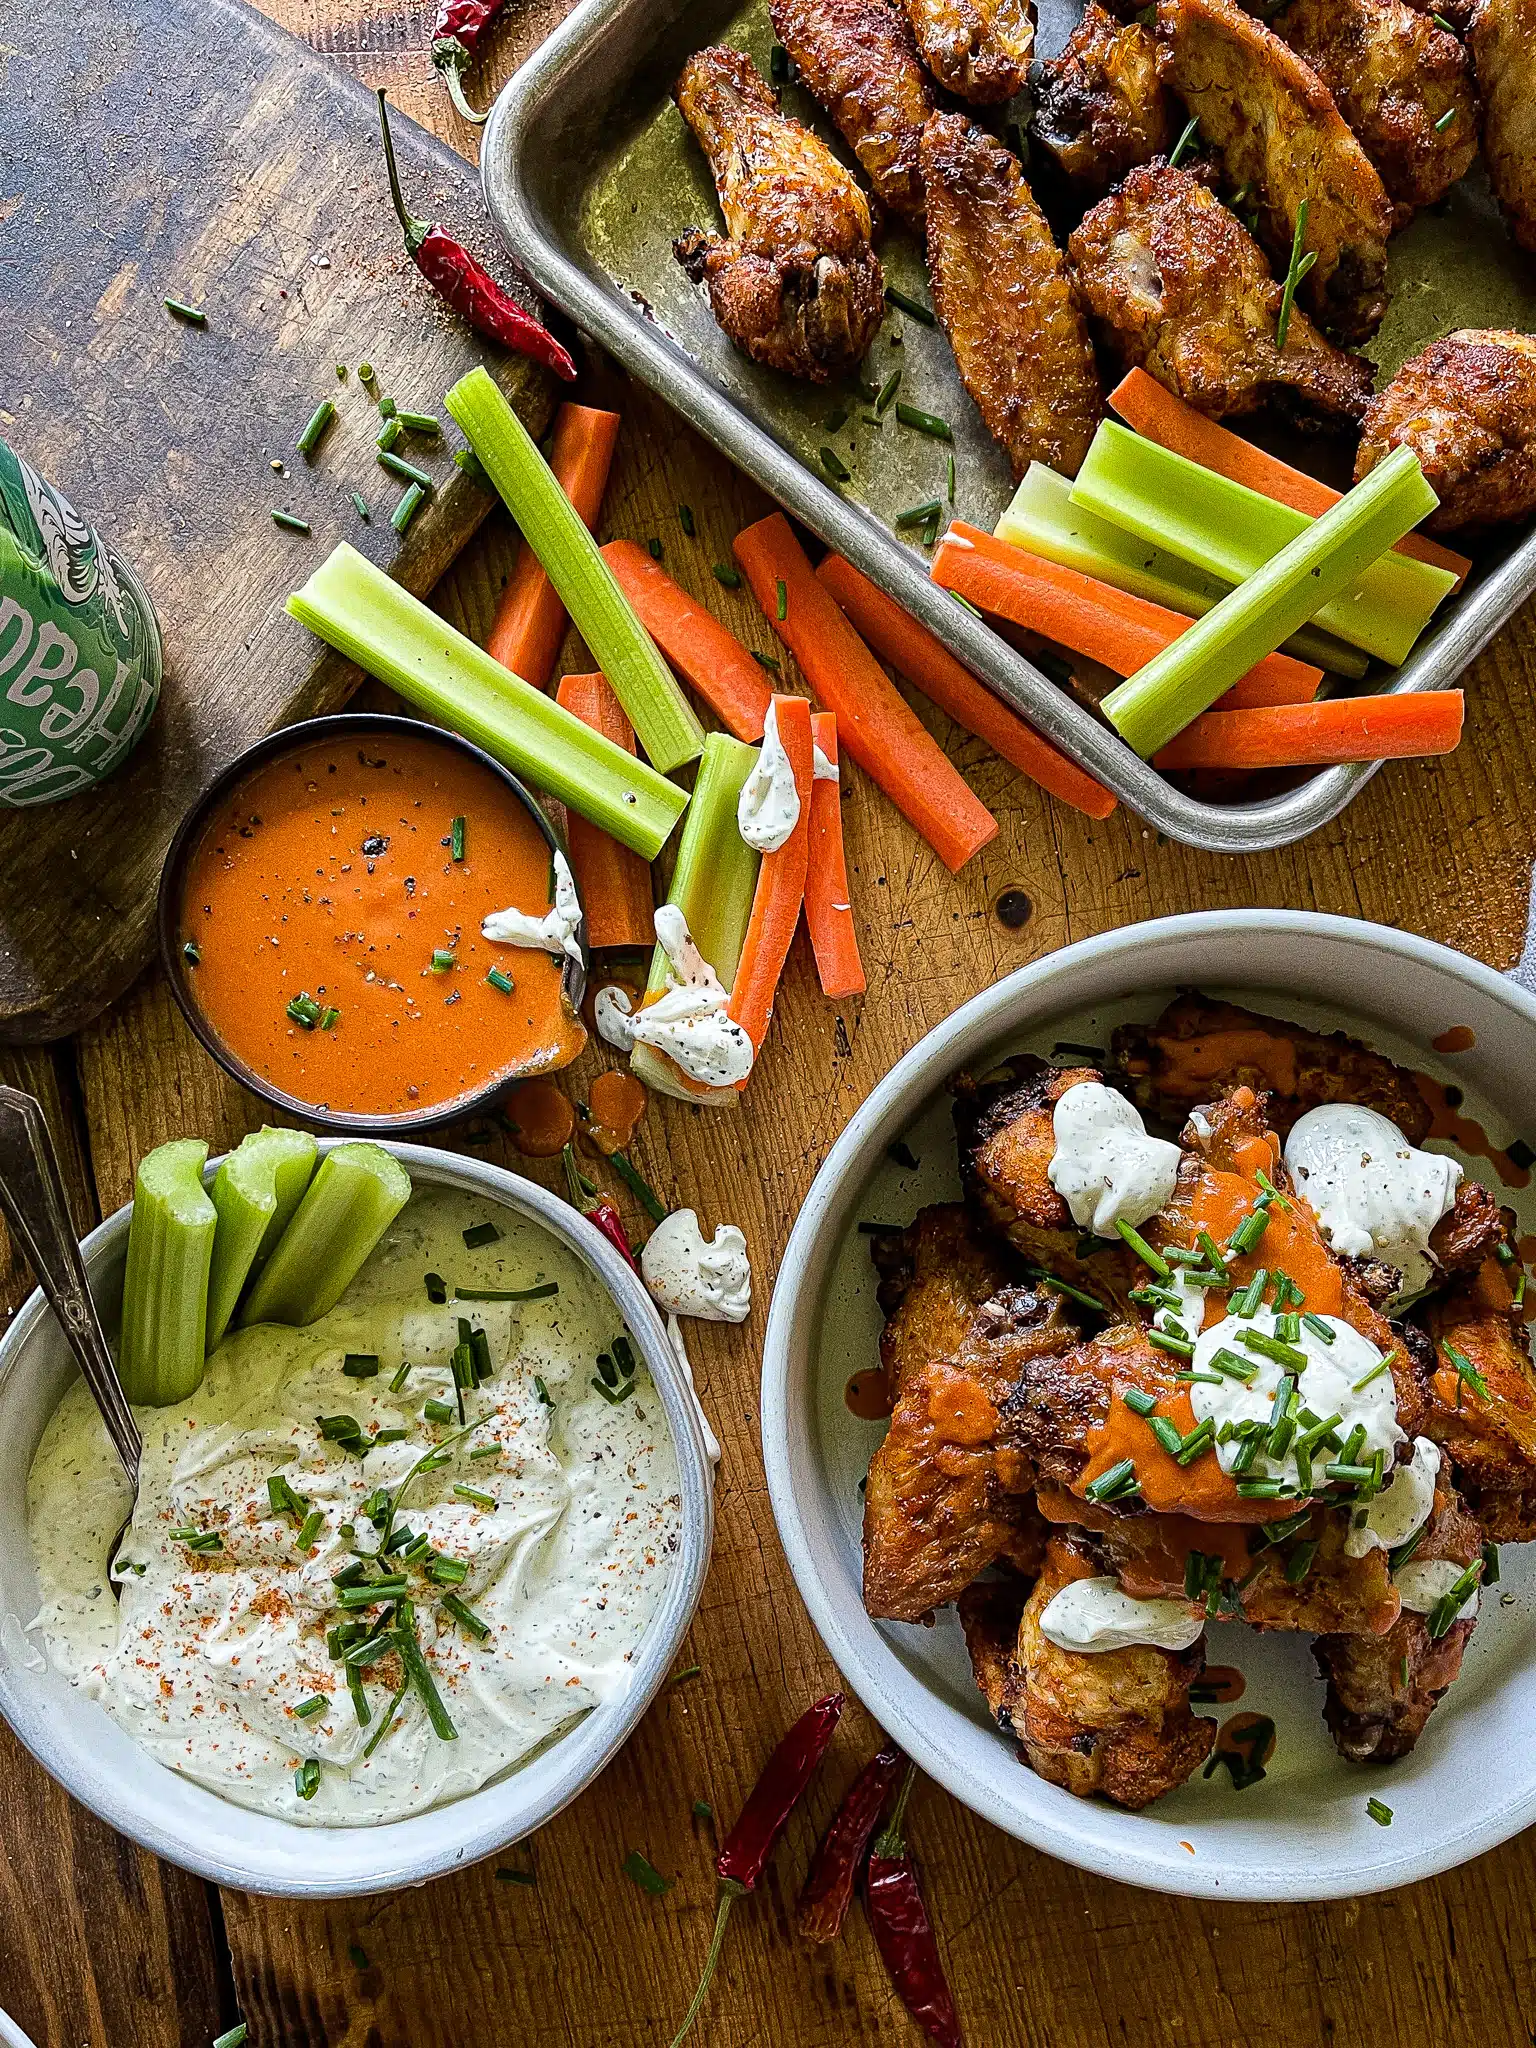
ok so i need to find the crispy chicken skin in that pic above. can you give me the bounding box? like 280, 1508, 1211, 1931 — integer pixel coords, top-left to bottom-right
1420, 1255, 1536, 1540
958, 1579, 1031, 1737
1354, 330, 1536, 535
1470, 0, 1536, 256
1313, 1478, 1482, 1760
863, 1210, 1061, 1621
1013, 1534, 1215, 1808
900, 0, 1035, 104
1273, 0, 1478, 223
673, 47, 885, 383
921, 114, 1104, 481
1156, 0, 1395, 346
1112, 995, 1434, 1143
1068, 164, 1374, 432
769, 0, 934, 228
1032, 4, 1179, 202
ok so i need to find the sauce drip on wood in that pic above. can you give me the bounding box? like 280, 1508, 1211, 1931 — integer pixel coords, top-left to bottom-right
584, 1069, 648, 1154
508, 1078, 577, 1158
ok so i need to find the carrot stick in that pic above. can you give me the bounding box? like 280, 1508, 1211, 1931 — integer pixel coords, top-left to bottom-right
932, 523, 1322, 710
1108, 369, 1472, 590
553, 673, 655, 948
485, 403, 622, 688
814, 555, 1117, 821
1152, 691, 1464, 771
804, 713, 865, 1000
728, 695, 814, 1060
601, 540, 773, 742
732, 514, 997, 873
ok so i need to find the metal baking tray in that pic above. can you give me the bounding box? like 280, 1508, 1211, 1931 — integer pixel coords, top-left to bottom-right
482, 0, 1536, 852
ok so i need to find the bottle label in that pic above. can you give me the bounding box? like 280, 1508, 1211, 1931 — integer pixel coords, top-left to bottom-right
0, 439, 161, 807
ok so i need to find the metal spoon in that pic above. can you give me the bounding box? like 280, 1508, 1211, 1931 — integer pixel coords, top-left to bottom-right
0, 1086, 141, 1499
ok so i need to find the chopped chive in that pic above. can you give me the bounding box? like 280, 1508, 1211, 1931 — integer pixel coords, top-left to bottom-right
296, 1509, 325, 1550
1275, 197, 1317, 352
947, 449, 956, 504
182, 938, 202, 966
884, 285, 935, 326
1432, 8, 1456, 23
751, 649, 781, 673
462, 1221, 502, 1249
1301, 1313, 1335, 1346
1366, 1797, 1393, 1827
1284, 1539, 1319, 1583
670, 1662, 703, 1687
1123, 1388, 1158, 1417
391, 481, 425, 533
455, 1281, 559, 1301
453, 1483, 497, 1510
343, 1353, 380, 1378
486, 967, 515, 994
1324, 1462, 1375, 1484
1483, 1540, 1501, 1585
350, 490, 371, 523
271, 509, 312, 534
875, 368, 903, 415
1115, 1218, 1170, 1278
819, 446, 852, 483
647, 537, 663, 560
294, 1759, 321, 1800
1227, 1206, 1271, 1257
613, 1334, 637, 1380
359, 362, 375, 383
1231, 1268, 1268, 1318
1239, 1328, 1307, 1372
1275, 1312, 1301, 1345
1197, 1232, 1231, 1281
1426, 1560, 1483, 1639
378, 449, 433, 489
1148, 1329, 1194, 1359
294, 1694, 328, 1721
396, 1610, 458, 1738
775, 580, 787, 621
362, 1677, 408, 1758
396, 410, 441, 434
441, 1592, 491, 1640
423, 1398, 456, 1425
1178, 1370, 1224, 1386
1026, 1268, 1106, 1312
1235, 1477, 1285, 1498
609, 1149, 668, 1222
469, 1442, 501, 1461
1210, 1348, 1259, 1384
895, 499, 943, 529
1351, 1355, 1392, 1392
268, 1473, 306, 1522
450, 815, 466, 861
1175, 1418, 1215, 1466
165, 297, 207, 324
298, 400, 336, 458
692, 1798, 714, 1823
679, 504, 696, 536
1129, 1285, 1181, 1310
430, 947, 456, 974
893, 402, 953, 442
712, 562, 741, 588
1148, 1415, 1184, 1455
1497, 1240, 1516, 1264
378, 396, 399, 421
1434, 105, 1456, 132
622, 1850, 673, 1896
1168, 114, 1200, 168
377, 419, 403, 453
1443, 1340, 1489, 1402
1083, 1457, 1139, 1504
592, 1375, 635, 1404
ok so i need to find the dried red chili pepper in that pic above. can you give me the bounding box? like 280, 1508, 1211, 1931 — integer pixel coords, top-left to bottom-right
865, 1765, 963, 2048
562, 1144, 642, 1274
670, 1692, 844, 2047
377, 92, 576, 383
796, 1742, 905, 1943
430, 0, 509, 126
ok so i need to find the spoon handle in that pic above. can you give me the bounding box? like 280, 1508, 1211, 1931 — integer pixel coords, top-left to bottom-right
0, 1087, 141, 1486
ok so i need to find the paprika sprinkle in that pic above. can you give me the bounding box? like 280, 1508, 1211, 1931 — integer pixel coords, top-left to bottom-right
377, 92, 576, 383
865, 1765, 963, 2048
430, 0, 509, 125
670, 1692, 844, 2046
796, 1743, 905, 1944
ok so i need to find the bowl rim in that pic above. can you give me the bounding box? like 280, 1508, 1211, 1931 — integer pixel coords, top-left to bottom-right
0, 1138, 712, 1898
155, 711, 590, 1137
761, 909, 1536, 1902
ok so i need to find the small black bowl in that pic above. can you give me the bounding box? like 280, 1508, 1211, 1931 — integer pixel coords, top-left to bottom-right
157, 713, 588, 1136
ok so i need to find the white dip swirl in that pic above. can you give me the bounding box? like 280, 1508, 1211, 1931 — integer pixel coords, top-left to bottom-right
594, 984, 638, 1053
736, 699, 800, 852
1048, 1081, 1181, 1237
1345, 1436, 1441, 1558
482, 848, 583, 964
1038, 1577, 1204, 1654
1394, 1556, 1479, 1624
642, 1208, 751, 1323
627, 906, 754, 1088
1284, 1104, 1461, 1299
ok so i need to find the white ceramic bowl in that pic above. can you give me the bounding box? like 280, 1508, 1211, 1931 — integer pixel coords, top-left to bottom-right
0, 1141, 713, 1898
763, 912, 1536, 1900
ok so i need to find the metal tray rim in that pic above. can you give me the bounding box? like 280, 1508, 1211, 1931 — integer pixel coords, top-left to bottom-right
481, 0, 1536, 854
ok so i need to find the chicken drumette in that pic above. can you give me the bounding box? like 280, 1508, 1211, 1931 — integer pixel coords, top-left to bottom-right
1156, 0, 1395, 346
1469, 0, 1536, 256
921, 113, 1103, 480
1031, 2, 1180, 203
673, 46, 885, 382
1067, 163, 1374, 431
1273, 0, 1478, 224
1355, 329, 1536, 533
769, 0, 934, 228
900, 0, 1036, 104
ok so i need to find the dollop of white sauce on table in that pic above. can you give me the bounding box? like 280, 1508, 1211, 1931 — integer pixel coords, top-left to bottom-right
1345, 1436, 1441, 1558
594, 984, 638, 1053
642, 1208, 751, 1323
482, 849, 584, 964
1284, 1104, 1461, 1299
25, 1188, 681, 1827
626, 906, 754, 1088
736, 700, 800, 852
1048, 1082, 1181, 1237
1038, 1577, 1204, 1655
1394, 1556, 1479, 1624
1189, 1302, 1403, 1492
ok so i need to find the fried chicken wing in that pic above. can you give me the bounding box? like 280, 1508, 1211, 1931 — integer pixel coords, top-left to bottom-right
673, 47, 885, 382
1420, 1255, 1536, 1538
1156, 0, 1395, 346
863, 1209, 1063, 1620
1470, 0, 1536, 255
921, 113, 1104, 481
769, 0, 934, 227
1112, 996, 1434, 1143
900, 0, 1035, 103
1068, 163, 1374, 432
958, 1578, 1031, 1737
1274, 0, 1478, 223
1032, 3, 1179, 202
1354, 330, 1536, 534
1012, 1534, 1215, 1808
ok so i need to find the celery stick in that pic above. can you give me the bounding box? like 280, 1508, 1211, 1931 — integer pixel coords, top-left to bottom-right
240, 1143, 411, 1328
119, 1140, 217, 1406
287, 546, 687, 861
206, 1127, 319, 1351
1102, 445, 1439, 759
444, 368, 705, 775
629, 732, 760, 1107
997, 465, 1368, 679
1072, 423, 1456, 665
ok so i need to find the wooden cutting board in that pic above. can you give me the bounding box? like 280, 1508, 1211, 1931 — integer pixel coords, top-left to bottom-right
0, 0, 556, 1044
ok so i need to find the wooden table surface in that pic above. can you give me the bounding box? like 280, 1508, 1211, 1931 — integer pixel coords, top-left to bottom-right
7, 4, 1536, 2045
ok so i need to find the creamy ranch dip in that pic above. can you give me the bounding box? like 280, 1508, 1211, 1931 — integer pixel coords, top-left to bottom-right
26, 1186, 682, 1826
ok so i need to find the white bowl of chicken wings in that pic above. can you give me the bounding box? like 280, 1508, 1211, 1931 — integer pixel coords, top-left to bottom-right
762, 912, 1536, 1897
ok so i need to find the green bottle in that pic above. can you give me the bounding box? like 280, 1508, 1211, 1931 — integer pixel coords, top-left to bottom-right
0, 436, 160, 807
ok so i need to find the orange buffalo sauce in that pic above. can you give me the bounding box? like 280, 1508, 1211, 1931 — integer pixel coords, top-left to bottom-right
181, 732, 585, 1119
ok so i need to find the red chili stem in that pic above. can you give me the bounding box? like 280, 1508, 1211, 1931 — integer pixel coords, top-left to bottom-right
865, 1767, 963, 2048
561, 1144, 641, 1272
670, 1692, 843, 2047
797, 1743, 905, 1944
